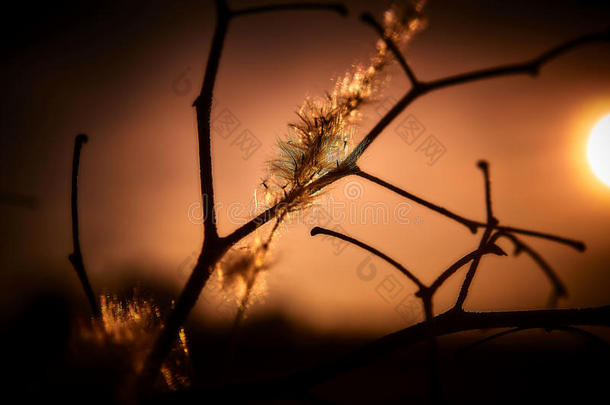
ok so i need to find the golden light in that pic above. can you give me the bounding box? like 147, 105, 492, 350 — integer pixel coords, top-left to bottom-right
587, 114, 610, 187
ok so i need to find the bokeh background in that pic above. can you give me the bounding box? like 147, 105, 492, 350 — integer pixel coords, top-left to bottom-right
1, 3, 610, 398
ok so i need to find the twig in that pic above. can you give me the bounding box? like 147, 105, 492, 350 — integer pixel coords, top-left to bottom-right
355, 169, 585, 250
491, 231, 568, 307
169, 306, 610, 400
455, 327, 527, 357
454, 161, 497, 310
220, 26, 607, 252
356, 169, 479, 233
429, 245, 506, 293
140, 0, 349, 391
311, 226, 424, 289
68, 134, 99, 317
419, 28, 610, 93
456, 325, 610, 358
360, 13, 419, 86
347, 27, 610, 163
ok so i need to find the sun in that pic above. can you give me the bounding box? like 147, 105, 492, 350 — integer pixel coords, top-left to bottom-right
587, 114, 610, 187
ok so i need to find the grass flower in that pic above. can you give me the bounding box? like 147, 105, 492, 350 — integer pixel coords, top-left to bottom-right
76, 290, 191, 393
262, 0, 427, 217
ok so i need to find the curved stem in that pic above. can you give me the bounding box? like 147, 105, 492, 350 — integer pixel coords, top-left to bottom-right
68, 134, 99, 317
491, 231, 568, 307
311, 226, 425, 290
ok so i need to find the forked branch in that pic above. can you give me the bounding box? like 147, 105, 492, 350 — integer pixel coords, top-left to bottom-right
355, 169, 585, 250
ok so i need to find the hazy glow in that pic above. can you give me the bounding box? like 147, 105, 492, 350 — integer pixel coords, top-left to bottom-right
587, 114, 610, 187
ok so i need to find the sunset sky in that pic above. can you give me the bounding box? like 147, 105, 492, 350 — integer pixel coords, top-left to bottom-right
1, 0, 609, 336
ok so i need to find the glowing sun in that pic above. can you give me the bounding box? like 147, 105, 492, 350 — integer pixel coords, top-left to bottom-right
587, 114, 610, 187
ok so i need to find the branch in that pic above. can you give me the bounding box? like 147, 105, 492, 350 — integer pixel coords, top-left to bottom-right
457, 325, 610, 358
454, 162, 497, 310
140, 0, 232, 391
456, 327, 527, 357
192, 0, 232, 244
355, 170, 585, 251
223, 26, 606, 251
311, 226, 425, 290
429, 244, 506, 293
356, 169, 478, 233
143, 9, 605, 393
171, 306, 610, 400
349, 27, 610, 165
360, 13, 419, 86
68, 134, 99, 317
419, 28, 610, 93
232, 2, 347, 17
300, 305, 610, 388
491, 231, 568, 307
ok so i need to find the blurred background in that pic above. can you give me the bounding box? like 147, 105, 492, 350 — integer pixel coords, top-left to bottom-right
1, 0, 609, 402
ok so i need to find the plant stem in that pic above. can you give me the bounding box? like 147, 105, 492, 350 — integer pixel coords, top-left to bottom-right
68, 134, 99, 317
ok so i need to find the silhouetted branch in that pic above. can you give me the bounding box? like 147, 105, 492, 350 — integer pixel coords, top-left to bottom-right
168, 306, 610, 400
491, 231, 568, 307
454, 162, 497, 310
301, 305, 610, 389
68, 134, 99, 317
360, 13, 419, 86
556, 326, 610, 352
349, 27, 610, 163
311, 226, 424, 289
192, 0, 231, 244
429, 245, 506, 293
419, 28, 610, 94
140, 0, 233, 390
141, 0, 350, 391
456, 327, 527, 357
355, 169, 585, 251
457, 325, 610, 358
232, 2, 347, 17
355, 169, 478, 233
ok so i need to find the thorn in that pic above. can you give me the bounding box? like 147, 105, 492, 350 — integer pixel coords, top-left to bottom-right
486, 243, 507, 256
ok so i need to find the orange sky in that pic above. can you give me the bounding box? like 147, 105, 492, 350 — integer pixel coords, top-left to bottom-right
1, 0, 609, 335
